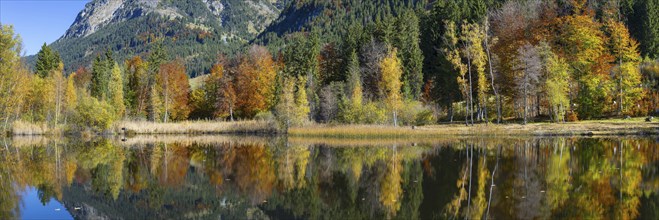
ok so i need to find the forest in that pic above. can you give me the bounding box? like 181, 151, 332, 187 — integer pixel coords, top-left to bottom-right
0, 0, 658, 134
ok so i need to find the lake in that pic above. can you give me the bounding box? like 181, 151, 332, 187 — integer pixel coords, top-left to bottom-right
0, 136, 657, 219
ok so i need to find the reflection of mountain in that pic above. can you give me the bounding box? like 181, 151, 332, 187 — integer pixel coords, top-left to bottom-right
58, 170, 255, 219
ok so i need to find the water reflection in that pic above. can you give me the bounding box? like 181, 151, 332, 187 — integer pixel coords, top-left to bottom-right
0, 136, 657, 219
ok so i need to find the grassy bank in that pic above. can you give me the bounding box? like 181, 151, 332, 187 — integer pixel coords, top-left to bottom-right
288, 119, 659, 138
8, 118, 657, 137
115, 120, 278, 135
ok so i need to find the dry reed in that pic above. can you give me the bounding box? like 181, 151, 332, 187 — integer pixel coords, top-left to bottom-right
115, 120, 278, 135
289, 121, 658, 138
11, 120, 50, 135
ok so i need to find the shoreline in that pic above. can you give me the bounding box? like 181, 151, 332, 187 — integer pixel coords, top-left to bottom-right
287, 121, 659, 138
7, 119, 658, 138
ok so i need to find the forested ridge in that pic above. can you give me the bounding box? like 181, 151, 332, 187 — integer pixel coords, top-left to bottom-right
1, 0, 658, 133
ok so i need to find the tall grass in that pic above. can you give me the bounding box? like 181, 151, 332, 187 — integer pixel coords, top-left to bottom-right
115, 120, 279, 135
289, 120, 658, 138
11, 120, 51, 135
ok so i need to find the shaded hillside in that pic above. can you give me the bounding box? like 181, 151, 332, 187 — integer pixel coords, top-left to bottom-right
26, 0, 283, 76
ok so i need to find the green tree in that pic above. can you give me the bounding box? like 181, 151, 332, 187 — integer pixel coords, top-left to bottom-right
339, 50, 364, 123
283, 32, 320, 120
393, 10, 424, 99
146, 40, 167, 121
90, 50, 114, 100
35, 43, 61, 78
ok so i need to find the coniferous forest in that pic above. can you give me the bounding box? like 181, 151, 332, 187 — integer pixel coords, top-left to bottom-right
1, 0, 658, 134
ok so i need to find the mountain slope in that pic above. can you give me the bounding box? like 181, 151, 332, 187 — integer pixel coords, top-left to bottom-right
255, 0, 430, 46
32, 0, 283, 76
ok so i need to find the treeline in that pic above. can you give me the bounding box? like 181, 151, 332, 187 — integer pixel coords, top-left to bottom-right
1, 0, 659, 133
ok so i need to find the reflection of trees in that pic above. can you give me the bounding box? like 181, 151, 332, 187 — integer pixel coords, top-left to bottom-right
564, 139, 616, 219
614, 140, 646, 220
545, 138, 571, 213
514, 141, 544, 220
0, 139, 22, 219
1, 137, 657, 219
469, 153, 489, 219
275, 144, 310, 190
379, 146, 402, 216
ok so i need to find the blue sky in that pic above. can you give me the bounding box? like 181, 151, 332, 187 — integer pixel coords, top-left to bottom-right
0, 0, 90, 56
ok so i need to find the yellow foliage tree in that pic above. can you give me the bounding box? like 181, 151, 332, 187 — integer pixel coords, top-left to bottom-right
380, 48, 404, 126
64, 72, 78, 124
108, 62, 125, 118
0, 25, 29, 130
607, 20, 644, 115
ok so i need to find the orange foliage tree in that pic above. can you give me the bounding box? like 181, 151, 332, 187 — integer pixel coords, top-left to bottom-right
157, 59, 191, 121
235, 45, 277, 118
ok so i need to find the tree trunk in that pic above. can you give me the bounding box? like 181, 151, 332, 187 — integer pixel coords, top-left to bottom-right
449, 103, 454, 123
524, 90, 528, 125
467, 56, 474, 126
393, 111, 398, 127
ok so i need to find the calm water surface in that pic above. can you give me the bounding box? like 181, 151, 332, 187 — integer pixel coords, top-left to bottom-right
0, 136, 657, 219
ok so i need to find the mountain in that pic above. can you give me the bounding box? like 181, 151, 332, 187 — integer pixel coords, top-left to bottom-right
27, 0, 434, 76
28, 0, 285, 76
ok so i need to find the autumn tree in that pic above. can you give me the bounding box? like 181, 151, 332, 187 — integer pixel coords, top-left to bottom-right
108, 62, 125, 118
294, 76, 311, 125
211, 60, 237, 120
236, 45, 277, 118
483, 17, 502, 123
125, 56, 149, 117
443, 21, 469, 125
52, 62, 65, 125
539, 42, 571, 122
0, 25, 29, 130
561, 11, 613, 119
516, 43, 542, 124
607, 20, 644, 115
274, 77, 296, 129
380, 48, 404, 126
157, 59, 190, 122
461, 22, 488, 123
64, 72, 77, 124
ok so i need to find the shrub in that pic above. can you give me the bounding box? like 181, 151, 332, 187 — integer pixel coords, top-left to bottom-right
74, 95, 117, 132
254, 111, 275, 121
396, 101, 436, 126
566, 111, 578, 122
337, 97, 362, 124
362, 102, 387, 124
415, 109, 436, 126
